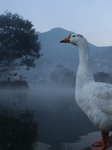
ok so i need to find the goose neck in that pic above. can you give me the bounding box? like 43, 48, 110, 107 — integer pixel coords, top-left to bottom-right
76, 40, 94, 89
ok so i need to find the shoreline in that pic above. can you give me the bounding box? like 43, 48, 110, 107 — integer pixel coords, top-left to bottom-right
83, 135, 112, 150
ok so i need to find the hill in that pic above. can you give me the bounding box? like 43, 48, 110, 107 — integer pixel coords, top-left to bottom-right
1, 28, 112, 82
28, 28, 109, 80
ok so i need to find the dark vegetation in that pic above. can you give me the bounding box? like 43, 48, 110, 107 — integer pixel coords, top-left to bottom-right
50, 65, 76, 87
94, 71, 112, 83
0, 79, 29, 89
0, 11, 41, 74
0, 11, 41, 89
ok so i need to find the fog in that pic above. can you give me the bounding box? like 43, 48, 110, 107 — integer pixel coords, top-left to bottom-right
0, 84, 99, 150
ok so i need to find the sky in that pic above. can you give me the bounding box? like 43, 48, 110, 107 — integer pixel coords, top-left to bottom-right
0, 0, 112, 46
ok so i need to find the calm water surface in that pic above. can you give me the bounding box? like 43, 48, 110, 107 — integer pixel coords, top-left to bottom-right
0, 85, 100, 150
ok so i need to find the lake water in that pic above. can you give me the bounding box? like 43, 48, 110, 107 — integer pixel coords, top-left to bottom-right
0, 84, 101, 150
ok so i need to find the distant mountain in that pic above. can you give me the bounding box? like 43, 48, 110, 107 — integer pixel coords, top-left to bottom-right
2, 28, 111, 81
29, 28, 110, 80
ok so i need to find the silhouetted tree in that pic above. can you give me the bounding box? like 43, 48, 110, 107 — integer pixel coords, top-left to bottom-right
0, 11, 41, 73
50, 65, 76, 87
94, 72, 111, 83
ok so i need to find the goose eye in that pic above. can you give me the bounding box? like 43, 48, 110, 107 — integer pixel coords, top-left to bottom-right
73, 35, 75, 37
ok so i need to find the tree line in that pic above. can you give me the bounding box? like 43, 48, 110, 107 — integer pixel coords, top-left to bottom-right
50, 65, 112, 87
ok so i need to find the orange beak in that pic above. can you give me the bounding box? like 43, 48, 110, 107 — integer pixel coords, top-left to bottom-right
60, 34, 71, 43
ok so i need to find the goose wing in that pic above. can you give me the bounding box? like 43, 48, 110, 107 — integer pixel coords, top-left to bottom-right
90, 82, 112, 116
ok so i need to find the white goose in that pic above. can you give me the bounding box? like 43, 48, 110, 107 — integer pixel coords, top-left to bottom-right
60, 34, 112, 150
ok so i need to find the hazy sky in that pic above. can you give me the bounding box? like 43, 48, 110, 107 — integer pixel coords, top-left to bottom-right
0, 0, 112, 46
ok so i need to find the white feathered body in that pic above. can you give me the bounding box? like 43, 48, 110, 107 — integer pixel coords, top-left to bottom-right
75, 37, 112, 132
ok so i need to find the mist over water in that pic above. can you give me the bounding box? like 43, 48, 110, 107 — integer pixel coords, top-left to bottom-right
0, 84, 99, 150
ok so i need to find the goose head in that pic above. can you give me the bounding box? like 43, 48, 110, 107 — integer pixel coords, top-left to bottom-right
60, 34, 84, 46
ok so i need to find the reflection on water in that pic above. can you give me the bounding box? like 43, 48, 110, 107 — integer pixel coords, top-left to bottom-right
0, 86, 99, 150
0, 109, 38, 150
60, 131, 101, 150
